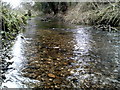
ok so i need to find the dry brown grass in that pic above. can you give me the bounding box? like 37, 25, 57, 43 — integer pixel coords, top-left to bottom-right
64, 2, 120, 26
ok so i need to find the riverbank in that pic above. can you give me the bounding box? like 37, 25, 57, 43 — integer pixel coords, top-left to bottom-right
38, 2, 120, 31
0, 3, 29, 86
63, 2, 120, 28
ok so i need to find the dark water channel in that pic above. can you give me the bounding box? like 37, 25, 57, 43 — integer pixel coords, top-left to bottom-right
1, 17, 120, 89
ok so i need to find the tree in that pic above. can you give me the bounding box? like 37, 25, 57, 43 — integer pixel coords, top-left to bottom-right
33, 2, 69, 15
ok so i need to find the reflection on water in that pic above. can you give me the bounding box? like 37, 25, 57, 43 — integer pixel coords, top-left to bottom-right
69, 27, 120, 88
1, 34, 25, 88
1, 17, 120, 88
1, 34, 39, 88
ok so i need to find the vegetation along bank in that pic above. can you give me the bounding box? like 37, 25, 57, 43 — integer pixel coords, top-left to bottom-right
33, 2, 120, 30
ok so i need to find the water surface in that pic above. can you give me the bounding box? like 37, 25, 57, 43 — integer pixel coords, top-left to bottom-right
1, 17, 120, 89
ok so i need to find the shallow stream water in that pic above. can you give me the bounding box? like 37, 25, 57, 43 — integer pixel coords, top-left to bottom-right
1, 17, 120, 89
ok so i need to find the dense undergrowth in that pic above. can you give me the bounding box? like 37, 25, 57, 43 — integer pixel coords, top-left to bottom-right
0, 4, 28, 40
64, 2, 120, 27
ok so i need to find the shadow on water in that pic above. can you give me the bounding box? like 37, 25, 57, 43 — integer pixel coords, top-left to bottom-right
1, 17, 120, 89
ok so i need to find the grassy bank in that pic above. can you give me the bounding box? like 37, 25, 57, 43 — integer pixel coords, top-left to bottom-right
0, 4, 28, 40
64, 2, 120, 27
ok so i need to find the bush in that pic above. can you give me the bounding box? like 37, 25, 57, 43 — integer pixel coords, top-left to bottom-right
0, 2, 27, 40
64, 2, 120, 27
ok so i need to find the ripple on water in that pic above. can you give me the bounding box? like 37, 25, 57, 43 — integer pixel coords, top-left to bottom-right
1, 17, 120, 88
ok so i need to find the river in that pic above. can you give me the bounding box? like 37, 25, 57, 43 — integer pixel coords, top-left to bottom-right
1, 17, 120, 89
